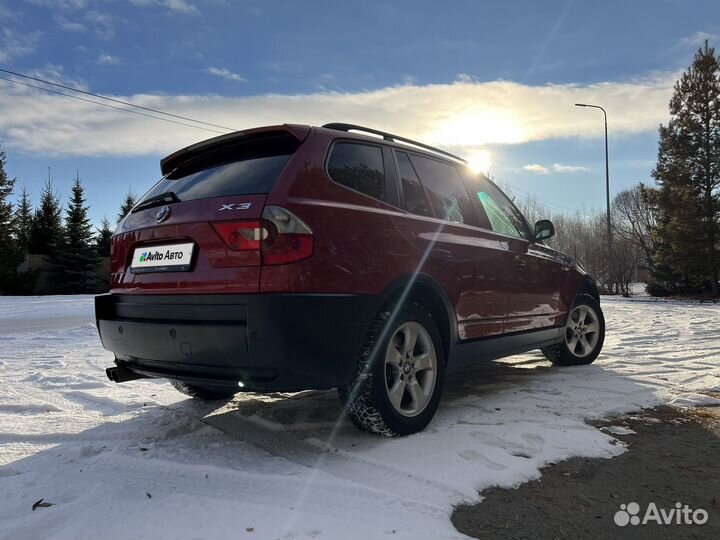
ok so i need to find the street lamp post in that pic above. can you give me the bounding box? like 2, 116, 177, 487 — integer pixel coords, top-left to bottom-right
575, 103, 612, 284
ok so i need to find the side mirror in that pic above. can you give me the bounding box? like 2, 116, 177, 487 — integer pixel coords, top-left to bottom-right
534, 219, 554, 242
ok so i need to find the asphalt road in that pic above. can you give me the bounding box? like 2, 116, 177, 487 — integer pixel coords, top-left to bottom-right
453, 406, 720, 539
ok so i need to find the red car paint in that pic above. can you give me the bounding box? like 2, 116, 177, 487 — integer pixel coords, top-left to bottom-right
111, 124, 586, 339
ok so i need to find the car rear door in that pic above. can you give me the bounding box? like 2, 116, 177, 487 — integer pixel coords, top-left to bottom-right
396, 151, 509, 339
465, 174, 565, 332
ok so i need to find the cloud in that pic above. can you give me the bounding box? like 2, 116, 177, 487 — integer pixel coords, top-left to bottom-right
0, 28, 39, 63
129, 0, 199, 14
28, 64, 87, 89
401, 74, 417, 86
206, 67, 246, 82
85, 10, 115, 39
0, 4, 17, 20
24, 0, 89, 8
523, 164, 550, 175
524, 163, 589, 175
0, 73, 675, 158
455, 73, 477, 83
55, 15, 85, 32
164, 0, 198, 13
97, 53, 120, 65
677, 31, 719, 49
550, 163, 588, 173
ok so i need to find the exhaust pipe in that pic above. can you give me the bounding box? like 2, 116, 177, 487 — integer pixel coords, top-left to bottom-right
106, 365, 148, 383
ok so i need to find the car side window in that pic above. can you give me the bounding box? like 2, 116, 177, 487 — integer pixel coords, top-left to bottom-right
477, 192, 522, 237
327, 142, 385, 201
471, 177, 529, 239
409, 155, 476, 224
396, 151, 433, 217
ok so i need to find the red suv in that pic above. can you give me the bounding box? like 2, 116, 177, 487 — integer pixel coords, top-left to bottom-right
96, 123, 605, 435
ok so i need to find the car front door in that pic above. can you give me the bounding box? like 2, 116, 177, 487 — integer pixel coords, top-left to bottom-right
464, 174, 566, 333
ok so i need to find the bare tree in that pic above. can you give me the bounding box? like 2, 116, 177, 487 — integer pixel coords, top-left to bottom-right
504, 183, 649, 295
611, 184, 658, 269
516, 194, 546, 227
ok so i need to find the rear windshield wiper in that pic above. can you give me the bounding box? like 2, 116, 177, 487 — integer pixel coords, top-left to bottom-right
131, 191, 181, 214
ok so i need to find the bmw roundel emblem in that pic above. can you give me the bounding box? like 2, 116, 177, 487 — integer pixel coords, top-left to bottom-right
155, 205, 171, 223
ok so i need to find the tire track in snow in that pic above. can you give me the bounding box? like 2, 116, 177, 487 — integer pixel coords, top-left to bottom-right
204, 409, 466, 504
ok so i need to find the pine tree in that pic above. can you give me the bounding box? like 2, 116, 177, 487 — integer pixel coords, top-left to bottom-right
51, 174, 98, 293
16, 186, 33, 255
96, 217, 113, 257
0, 145, 20, 293
117, 189, 137, 223
95, 216, 113, 292
651, 41, 720, 295
29, 177, 63, 256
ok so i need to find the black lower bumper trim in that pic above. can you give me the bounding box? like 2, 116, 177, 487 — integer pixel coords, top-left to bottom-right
96, 293, 379, 391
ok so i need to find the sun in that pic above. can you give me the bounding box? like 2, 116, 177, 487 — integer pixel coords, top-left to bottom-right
429, 111, 525, 147
466, 150, 492, 175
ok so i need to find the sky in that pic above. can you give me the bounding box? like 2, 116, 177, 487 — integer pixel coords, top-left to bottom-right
0, 0, 718, 226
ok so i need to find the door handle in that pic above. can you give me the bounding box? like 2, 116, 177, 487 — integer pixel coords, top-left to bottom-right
512, 255, 526, 270
430, 248, 453, 260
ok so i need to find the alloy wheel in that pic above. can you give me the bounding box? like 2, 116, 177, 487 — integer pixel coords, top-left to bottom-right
384, 321, 437, 417
565, 304, 601, 358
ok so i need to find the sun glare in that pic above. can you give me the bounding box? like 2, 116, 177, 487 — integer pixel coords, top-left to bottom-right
466, 150, 492, 174
429, 111, 526, 147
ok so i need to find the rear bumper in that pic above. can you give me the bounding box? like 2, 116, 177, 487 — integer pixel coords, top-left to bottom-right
95, 293, 378, 391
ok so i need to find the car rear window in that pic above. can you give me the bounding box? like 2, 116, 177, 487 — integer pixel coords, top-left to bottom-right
409, 154, 477, 225
327, 142, 386, 201
138, 134, 298, 204
396, 151, 433, 217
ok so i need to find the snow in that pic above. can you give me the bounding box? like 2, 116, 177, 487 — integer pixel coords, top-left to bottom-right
0, 293, 719, 540
600, 425, 637, 436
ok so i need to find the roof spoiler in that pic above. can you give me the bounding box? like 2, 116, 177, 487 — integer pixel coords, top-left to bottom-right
160, 124, 310, 176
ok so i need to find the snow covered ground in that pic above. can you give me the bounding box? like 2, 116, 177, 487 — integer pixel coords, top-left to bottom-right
0, 293, 719, 540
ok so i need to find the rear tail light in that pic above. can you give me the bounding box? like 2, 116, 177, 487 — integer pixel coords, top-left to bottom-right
211, 206, 313, 265
261, 206, 314, 265
212, 221, 266, 251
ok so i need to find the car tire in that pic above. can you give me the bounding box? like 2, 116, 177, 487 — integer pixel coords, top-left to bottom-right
339, 302, 445, 436
542, 293, 605, 366
170, 379, 237, 401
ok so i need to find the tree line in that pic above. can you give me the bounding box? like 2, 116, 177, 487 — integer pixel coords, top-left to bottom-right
1, 43, 718, 297
514, 42, 720, 298
513, 184, 655, 296
0, 153, 137, 294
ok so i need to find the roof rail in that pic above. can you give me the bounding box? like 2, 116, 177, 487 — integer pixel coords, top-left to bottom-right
322, 123, 467, 164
